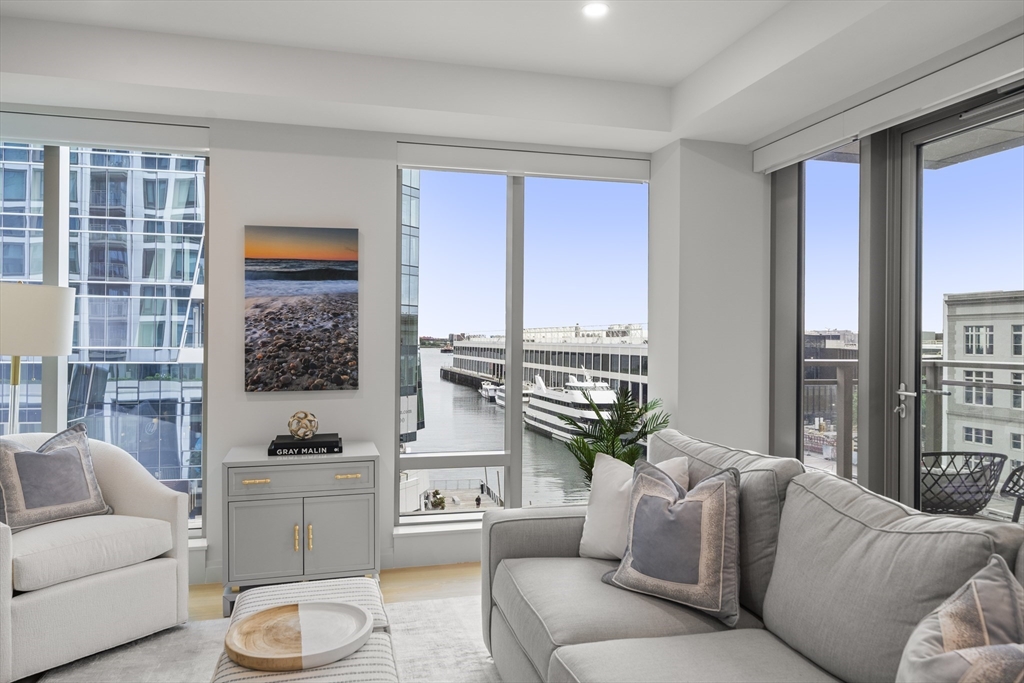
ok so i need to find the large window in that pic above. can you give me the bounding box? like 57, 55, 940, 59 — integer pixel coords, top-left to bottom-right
0, 142, 206, 525
396, 163, 649, 516
801, 143, 860, 480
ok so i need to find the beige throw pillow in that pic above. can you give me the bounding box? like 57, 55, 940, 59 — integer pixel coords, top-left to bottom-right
579, 453, 688, 560
897, 554, 1024, 683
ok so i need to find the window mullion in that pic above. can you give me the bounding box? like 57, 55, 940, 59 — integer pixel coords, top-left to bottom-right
505, 175, 525, 509
40, 145, 70, 432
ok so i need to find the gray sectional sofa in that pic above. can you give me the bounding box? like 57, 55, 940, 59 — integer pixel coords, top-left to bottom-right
481, 431, 1024, 683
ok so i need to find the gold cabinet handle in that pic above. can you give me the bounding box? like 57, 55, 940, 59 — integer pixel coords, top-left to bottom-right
242, 478, 271, 485
307, 524, 313, 551
335, 473, 362, 480
294, 524, 299, 552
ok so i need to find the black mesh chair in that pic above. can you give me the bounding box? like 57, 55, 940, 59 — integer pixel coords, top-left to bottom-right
1000, 464, 1024, 523
920, 452, 1007, 516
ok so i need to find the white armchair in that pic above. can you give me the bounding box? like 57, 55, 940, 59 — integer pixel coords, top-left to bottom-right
0, 434, 188, 683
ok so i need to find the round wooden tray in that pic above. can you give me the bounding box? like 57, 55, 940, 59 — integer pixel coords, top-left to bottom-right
224, 602, 373, 671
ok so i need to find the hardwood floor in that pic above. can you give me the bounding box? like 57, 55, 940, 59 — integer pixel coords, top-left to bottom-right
189, 562, 482, 621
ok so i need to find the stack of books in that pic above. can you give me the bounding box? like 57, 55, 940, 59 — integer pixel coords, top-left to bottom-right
268, 433, 343, 457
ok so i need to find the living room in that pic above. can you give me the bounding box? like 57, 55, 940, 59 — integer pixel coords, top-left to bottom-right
1, 2, 1023, 682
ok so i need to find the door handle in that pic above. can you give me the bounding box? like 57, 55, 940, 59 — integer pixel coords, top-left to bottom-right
895, 382, 917, 398
307, 524, 313, 551
294, 525, 299, 552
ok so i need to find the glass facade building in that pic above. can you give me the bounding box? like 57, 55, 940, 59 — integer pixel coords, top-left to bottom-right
399, 169, 424, 443
0, 141, 206, 521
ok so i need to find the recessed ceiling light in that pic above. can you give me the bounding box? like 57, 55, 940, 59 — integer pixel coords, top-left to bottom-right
583, 3, 609, 18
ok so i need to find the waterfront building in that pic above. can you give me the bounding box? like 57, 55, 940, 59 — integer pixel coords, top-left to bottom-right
448, 323, 649, 404
398, 168, 425, 445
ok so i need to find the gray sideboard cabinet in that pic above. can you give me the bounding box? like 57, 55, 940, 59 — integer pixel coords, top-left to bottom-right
221, 442, 380, 615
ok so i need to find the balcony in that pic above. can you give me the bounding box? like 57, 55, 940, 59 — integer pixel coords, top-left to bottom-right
804, 358, 1024, 520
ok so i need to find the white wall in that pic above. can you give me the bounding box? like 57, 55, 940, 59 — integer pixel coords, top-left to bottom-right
649, 139, 771, 452
647, 141, 682, 426
203, 121, 400, 579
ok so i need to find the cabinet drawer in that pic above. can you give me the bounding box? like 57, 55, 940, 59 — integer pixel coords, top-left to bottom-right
227, 461, 374, 497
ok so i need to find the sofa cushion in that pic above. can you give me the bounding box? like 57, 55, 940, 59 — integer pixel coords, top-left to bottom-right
548, 630, 841, 683
12, 514, 172, 591
763, 472, 1024, 683
579, 453, 688, 560
605, 463, 741, 627
648, 430, 804, 616
492, 557, 763, 680
896, 554, 1024, 683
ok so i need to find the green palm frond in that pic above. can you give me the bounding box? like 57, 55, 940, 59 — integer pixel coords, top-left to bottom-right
558, 385, 672, 485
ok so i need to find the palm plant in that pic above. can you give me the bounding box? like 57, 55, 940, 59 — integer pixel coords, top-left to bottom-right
559, 386, 671, 485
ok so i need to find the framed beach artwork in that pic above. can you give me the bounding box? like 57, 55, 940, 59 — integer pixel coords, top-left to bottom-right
244, 225, 359, 392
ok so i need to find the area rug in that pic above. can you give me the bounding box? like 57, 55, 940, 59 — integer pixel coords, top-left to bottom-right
40, 595, 499, 683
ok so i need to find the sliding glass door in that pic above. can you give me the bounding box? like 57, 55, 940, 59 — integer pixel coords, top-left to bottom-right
897, 103, 1024, 517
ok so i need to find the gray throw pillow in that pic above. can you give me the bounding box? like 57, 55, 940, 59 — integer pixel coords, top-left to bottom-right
0, 424, 112, 532
603, 460, 742, 627
897, 554, 1024, 683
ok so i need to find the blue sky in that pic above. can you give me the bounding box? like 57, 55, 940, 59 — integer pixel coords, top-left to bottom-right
417, 141, 1020, 340
417, 171, 648, 338
805, 144, 1023, 334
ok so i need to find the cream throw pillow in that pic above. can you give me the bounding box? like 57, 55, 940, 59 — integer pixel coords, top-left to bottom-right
579, 453, 688, 560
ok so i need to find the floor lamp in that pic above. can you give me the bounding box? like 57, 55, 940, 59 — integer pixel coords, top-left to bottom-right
0, 282, 75, 436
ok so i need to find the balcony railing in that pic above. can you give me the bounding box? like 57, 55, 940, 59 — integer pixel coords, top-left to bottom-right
806, 357, 1024, 520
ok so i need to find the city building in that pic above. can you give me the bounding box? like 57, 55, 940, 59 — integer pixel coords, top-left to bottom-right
0, 142, 206, 520
942, 290, 1024, 465
447, 324, 649, 404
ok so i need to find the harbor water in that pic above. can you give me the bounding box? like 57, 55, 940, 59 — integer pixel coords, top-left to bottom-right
408, 348, 589, 507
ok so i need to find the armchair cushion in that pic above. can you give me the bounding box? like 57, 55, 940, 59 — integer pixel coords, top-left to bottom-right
0, 424, 111, 532
12, 514, 172, 592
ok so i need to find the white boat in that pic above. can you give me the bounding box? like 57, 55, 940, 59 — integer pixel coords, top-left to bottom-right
524, 374, 614, 442
496, 382, 534, 410
479, 381, 499, 402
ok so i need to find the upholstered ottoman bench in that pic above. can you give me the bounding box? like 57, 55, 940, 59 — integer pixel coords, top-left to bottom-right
210, 578, 398, 682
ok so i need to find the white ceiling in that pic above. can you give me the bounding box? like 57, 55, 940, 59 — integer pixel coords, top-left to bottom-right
0, 1, 1022, 152
0, 0, 787, 87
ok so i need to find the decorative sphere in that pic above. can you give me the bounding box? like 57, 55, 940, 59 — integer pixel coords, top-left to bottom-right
288, 411, 319, 440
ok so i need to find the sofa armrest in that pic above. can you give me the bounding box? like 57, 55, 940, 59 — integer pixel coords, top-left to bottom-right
481, 506, 587, 652
89, 442, 189, 624
1, 521, 11, 683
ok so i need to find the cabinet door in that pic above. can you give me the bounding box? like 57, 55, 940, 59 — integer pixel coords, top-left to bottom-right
228, 498, 304, 582
303, 494, 374, 576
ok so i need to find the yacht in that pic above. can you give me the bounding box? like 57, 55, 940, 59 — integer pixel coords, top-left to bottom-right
479, 381, 499, 402
524, 374, 615, 442
496, 382, 534, 410
440, 343, 454, 354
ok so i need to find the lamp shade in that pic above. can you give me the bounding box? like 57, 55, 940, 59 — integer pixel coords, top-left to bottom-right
0, 282, 75, 357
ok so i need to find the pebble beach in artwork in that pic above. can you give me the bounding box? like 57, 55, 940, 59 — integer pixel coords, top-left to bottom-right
244, 293, 358, 391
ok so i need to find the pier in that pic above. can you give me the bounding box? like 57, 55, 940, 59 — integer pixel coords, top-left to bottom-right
439, 365, 500, 389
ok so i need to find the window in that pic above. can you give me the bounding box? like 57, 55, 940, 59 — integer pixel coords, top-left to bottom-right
964, 325, 994, 355
1, 243, 25, 276
143, 178, 167, 210
172, 178, 197, 210
1013, 324, 1023, 356
1012, 433, 1022, 450
0, 144, 209, 528
964, 426, 994, 445
963, 370, 993, 406
1013, 372, 1022, 410
397, 166, 648, 515
800, 144, 861, 478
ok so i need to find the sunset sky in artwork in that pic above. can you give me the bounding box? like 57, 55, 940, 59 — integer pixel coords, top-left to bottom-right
245, 226, 358, 261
